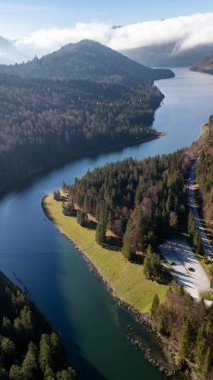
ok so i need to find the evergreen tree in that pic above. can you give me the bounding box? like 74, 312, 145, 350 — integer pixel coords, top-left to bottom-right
95, 220, 107, 246
151, 294, 160, 318
193, 229, 202, 254
21, 341, 38, 379
1, 316, 12, 337
187, 212, 195, 238
202, 346, 211, 377
76, 210, 87, 227
1, 337, 16, 369
194, 324, 207, 371
178, 319, 191, 366
44, 365, 55, 380
143, 245, 153, 279
57, 368, 76, 380
50, 332, 64, 368
9, 365, 22, 380
122, 221, 134, 261
39, 334, 52, 374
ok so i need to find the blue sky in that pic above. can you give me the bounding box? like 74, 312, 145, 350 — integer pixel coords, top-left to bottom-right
1, 0, 213, 38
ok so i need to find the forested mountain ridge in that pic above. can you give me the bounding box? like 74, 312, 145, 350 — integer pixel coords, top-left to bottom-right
0, 271, 76, 379
196, 115, 213, 231
0, 40, 174, 83
123, 42, 213, 68
191, 52, 213, 75
0, 74, 164, 193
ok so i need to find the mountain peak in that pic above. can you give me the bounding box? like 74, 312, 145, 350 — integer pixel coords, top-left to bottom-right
0, 39, 174, 82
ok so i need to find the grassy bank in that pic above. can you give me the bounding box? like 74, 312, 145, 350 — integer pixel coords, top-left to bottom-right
44, 193, 169, 313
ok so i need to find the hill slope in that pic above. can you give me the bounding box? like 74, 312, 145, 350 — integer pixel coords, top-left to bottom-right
0, 74, 164, 193
123, 43, 213, 68
196, 116, 213, 230
191, 52, 213, 75
0, 36, 24, 64
0, 40, 174, 83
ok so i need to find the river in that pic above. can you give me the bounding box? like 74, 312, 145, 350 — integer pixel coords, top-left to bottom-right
0, 68, 213, 380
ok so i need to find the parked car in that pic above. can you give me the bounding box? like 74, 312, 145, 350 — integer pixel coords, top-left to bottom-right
188, 267, 195, 272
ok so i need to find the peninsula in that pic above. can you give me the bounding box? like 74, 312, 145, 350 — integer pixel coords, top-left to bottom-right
44, 117, 213, 379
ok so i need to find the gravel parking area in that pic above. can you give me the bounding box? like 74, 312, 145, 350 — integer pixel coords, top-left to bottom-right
159, 236, 210, 300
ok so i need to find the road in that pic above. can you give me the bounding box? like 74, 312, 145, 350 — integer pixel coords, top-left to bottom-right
159, 237, 210, 300
188, 159, 213, 260
158, 160, 213, 302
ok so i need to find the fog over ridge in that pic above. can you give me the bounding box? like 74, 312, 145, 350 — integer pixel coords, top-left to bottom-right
1, 12, 213, 63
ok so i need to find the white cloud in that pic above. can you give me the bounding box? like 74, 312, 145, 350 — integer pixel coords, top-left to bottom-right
13, 12, 213, 59
110, 13, 213, 52
15, 22, 113, 56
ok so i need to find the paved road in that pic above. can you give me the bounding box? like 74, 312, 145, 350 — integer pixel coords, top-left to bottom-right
188, 159, 213, 260
159, 237, 210, 300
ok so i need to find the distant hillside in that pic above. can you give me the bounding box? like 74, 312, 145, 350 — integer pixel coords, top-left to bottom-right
191, 52, 213, 75
123, 43, 213, 68
0, 74, 164, 193
0, 36, 12, 50
0, 39, 174, 83
0, 36, 24, 64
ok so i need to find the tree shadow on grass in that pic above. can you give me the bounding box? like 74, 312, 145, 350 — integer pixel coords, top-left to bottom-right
85, 220, 97, 230
102, 236, 122, 251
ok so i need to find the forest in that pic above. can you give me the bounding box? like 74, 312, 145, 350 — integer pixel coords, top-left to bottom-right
59, 146, 213, 378
196, 115, 213, 231
151, 287, 213, 379
0, 39, 174, 83
0, 271, 76, 379
0, 74, 163, 193
63, 149, 191, 261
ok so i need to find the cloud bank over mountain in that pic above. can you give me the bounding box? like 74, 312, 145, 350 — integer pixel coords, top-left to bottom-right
1, 12, 213, 64
14, 13, 213, 58
110, 13, 213, 52
15, 22, 111, 56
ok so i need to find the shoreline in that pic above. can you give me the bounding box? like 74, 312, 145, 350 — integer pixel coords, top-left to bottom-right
42, 194, 175, 377
42, 123, 209, 380
0, 130, 163, 199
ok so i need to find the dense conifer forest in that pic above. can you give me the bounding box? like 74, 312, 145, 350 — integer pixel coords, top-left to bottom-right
196, 115, 213, 230
151, 286, 213, 379
0, 272, 76, 379
64, 150, 191, 259
0, 40, 174, 82
0, 74, 163, 193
